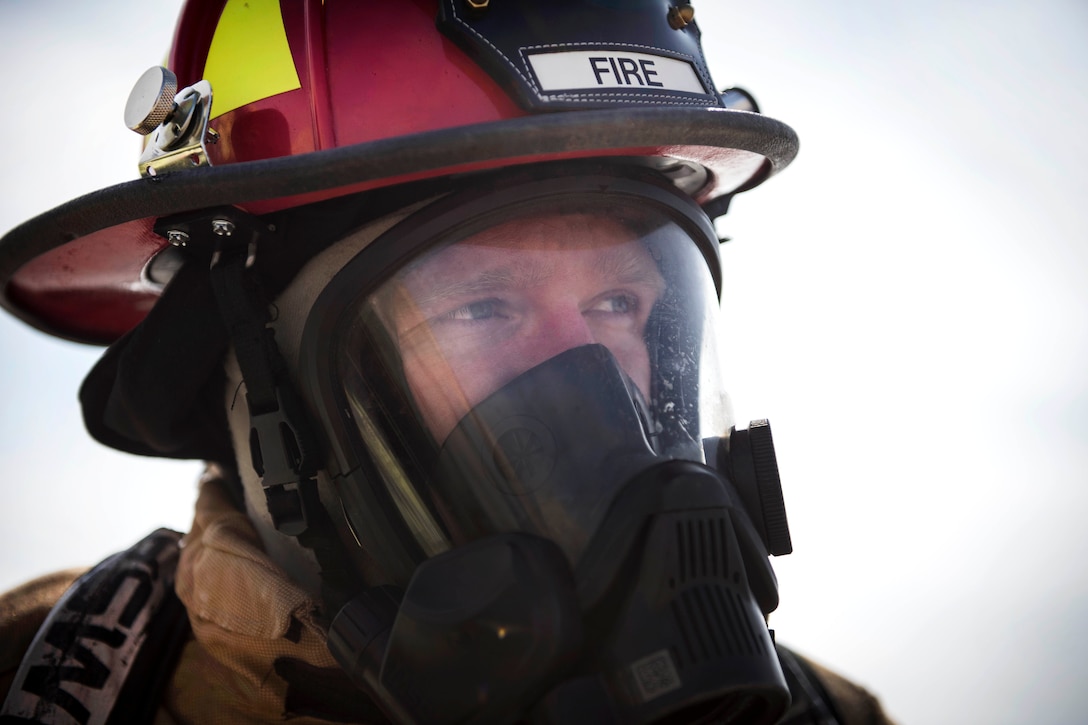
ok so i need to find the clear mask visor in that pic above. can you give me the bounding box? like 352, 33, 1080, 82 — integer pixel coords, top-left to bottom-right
328, 186, 732, 566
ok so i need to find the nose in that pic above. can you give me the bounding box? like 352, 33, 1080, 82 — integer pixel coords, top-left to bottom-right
515, 301, 597, 373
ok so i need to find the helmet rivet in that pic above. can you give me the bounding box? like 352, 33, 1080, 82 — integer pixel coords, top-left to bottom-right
211, 219, 235, 237
667, 4, 695, 29
165, 230, 189, 247
464, 0, 489, 11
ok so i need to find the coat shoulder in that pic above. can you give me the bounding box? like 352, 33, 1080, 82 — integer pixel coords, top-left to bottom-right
794, 650, 897, 725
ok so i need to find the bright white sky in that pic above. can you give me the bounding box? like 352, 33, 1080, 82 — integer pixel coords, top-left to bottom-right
1, 2, 1085, 724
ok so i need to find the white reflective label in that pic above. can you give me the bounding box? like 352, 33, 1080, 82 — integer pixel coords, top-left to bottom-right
527, 50, 706, 94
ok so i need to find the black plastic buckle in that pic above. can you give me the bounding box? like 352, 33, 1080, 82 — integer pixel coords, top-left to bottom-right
248, 379, 321, 538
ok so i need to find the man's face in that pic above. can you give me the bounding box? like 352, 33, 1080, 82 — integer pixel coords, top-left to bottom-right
379, 212, 666, 442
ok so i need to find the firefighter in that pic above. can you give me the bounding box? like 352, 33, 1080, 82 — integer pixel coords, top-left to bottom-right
0, 1, 892, 722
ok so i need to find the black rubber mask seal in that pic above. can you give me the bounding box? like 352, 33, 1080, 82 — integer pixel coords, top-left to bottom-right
433, 344, 665, 566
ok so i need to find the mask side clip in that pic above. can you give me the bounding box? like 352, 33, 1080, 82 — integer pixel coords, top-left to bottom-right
722, 420, 793, 557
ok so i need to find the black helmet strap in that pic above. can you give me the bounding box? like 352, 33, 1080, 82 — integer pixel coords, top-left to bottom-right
153, 206, 354, 612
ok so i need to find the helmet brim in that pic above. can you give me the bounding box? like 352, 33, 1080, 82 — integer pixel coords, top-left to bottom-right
0, 106, 796, 345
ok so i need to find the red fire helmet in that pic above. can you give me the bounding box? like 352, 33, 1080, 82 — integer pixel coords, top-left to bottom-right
0, 0, 797, 345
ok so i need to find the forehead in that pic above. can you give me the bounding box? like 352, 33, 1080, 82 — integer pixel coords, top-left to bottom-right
453, 211, 642, 251
396, 211, 657, 289
400, 210, 648, 277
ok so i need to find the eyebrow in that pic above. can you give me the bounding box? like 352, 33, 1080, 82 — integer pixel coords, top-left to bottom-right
594, 245, 664, 289
411, 261, 554, 308
410, 243, 663, 309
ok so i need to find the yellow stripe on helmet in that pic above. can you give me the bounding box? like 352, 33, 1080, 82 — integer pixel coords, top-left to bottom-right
203, 0, 302, 119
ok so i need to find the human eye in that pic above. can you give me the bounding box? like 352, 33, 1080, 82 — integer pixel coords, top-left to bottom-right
586, 291, 640, 316
441, 298, 506, 322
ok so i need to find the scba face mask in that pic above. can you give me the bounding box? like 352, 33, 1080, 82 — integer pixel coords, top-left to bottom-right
301, 170, 793, 723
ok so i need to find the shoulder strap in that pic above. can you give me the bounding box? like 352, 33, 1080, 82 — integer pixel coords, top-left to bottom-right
0, 529, 190, 725
776, 644, 842, 725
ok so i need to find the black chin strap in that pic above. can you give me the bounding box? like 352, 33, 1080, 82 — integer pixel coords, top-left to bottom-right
153, 207, 354, 614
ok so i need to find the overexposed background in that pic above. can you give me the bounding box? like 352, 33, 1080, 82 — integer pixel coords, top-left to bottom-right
1, 2, 1085, 723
